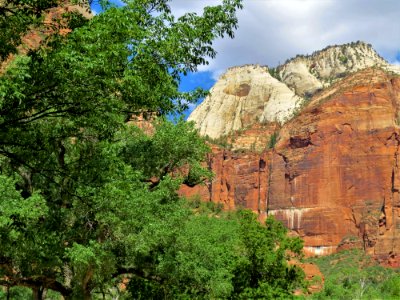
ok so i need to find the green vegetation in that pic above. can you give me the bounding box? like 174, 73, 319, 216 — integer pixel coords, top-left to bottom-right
204, 134, 232, 149
308, 249, 400, 299
0, 0, 307, 298
269, 67, 282, 81
268, 131, 279, 149
339, 55, 348, 64
126, 209, 305, 299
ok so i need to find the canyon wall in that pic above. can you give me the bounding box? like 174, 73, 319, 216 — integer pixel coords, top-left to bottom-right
271, 69, 400, 263
182, 68, 400, 265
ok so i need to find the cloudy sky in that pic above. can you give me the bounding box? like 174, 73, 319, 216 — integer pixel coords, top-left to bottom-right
170, 0, 400, 116
170, 0, 400, 78
92, 0, 400, 116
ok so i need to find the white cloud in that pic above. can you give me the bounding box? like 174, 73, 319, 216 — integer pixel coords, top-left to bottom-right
170, 0, 220, 16
169, 0, 400, 78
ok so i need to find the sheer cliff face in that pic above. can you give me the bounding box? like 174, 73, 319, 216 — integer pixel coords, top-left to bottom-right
271, 69, 400, 262
182, 69, 400, 264
188, 42, 398, 141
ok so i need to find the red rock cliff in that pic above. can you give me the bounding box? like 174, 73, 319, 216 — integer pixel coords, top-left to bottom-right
180, 68, 400, 264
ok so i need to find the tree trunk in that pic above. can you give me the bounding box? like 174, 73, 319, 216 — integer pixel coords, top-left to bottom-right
82, 266, 93, 300
83, 289, 92, 300
62, 289, 91, 300
32, 286, 44, 300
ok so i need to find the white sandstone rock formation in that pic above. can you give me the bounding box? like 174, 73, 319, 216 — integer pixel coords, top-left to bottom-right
278, 41, 390, 96
187, 65, 303, 139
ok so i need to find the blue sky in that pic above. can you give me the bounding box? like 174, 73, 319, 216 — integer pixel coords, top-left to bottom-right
91, 0, 400, 118
178, 71, 216, 119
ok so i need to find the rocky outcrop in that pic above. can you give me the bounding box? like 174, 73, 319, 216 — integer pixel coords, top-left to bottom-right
294, 263, 324, 294
187, 65, 303, 139
228, 123, 279, 152
127, 111, 158, 135
277, 41, 388, 97
181, 68, 400, 264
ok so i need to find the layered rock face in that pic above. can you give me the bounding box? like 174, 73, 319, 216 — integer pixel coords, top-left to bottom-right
181, 68, 400, 264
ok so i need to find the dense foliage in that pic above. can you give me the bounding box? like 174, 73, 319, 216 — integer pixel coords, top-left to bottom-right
127, 207, 305, 299
0, 0, 305, 298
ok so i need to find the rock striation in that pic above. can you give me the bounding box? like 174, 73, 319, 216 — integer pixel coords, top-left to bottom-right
270, 69, 400, 262
181, 67, 400, 264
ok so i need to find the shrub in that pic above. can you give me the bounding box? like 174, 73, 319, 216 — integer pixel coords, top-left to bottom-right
339, 55, 348, 64
269, 67, 281, 81
268, 131, 279, 149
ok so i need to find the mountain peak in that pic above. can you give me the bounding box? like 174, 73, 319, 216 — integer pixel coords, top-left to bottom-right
275, 41, 388, 96
284, 41, 384, 65
188, 42, 398, 139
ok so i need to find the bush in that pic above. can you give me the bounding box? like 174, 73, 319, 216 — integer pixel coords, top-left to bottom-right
339, 55, 348, 64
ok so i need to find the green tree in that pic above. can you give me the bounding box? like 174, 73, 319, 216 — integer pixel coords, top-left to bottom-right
125, 208, 305, 299
310, 249, 400, 300
231, 211, 304, 299
0, 0, 89, 61
0, 0, 306, 299
0, 0, 245, 298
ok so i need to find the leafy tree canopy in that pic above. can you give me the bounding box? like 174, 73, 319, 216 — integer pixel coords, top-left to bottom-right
0, 0, 305, 299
